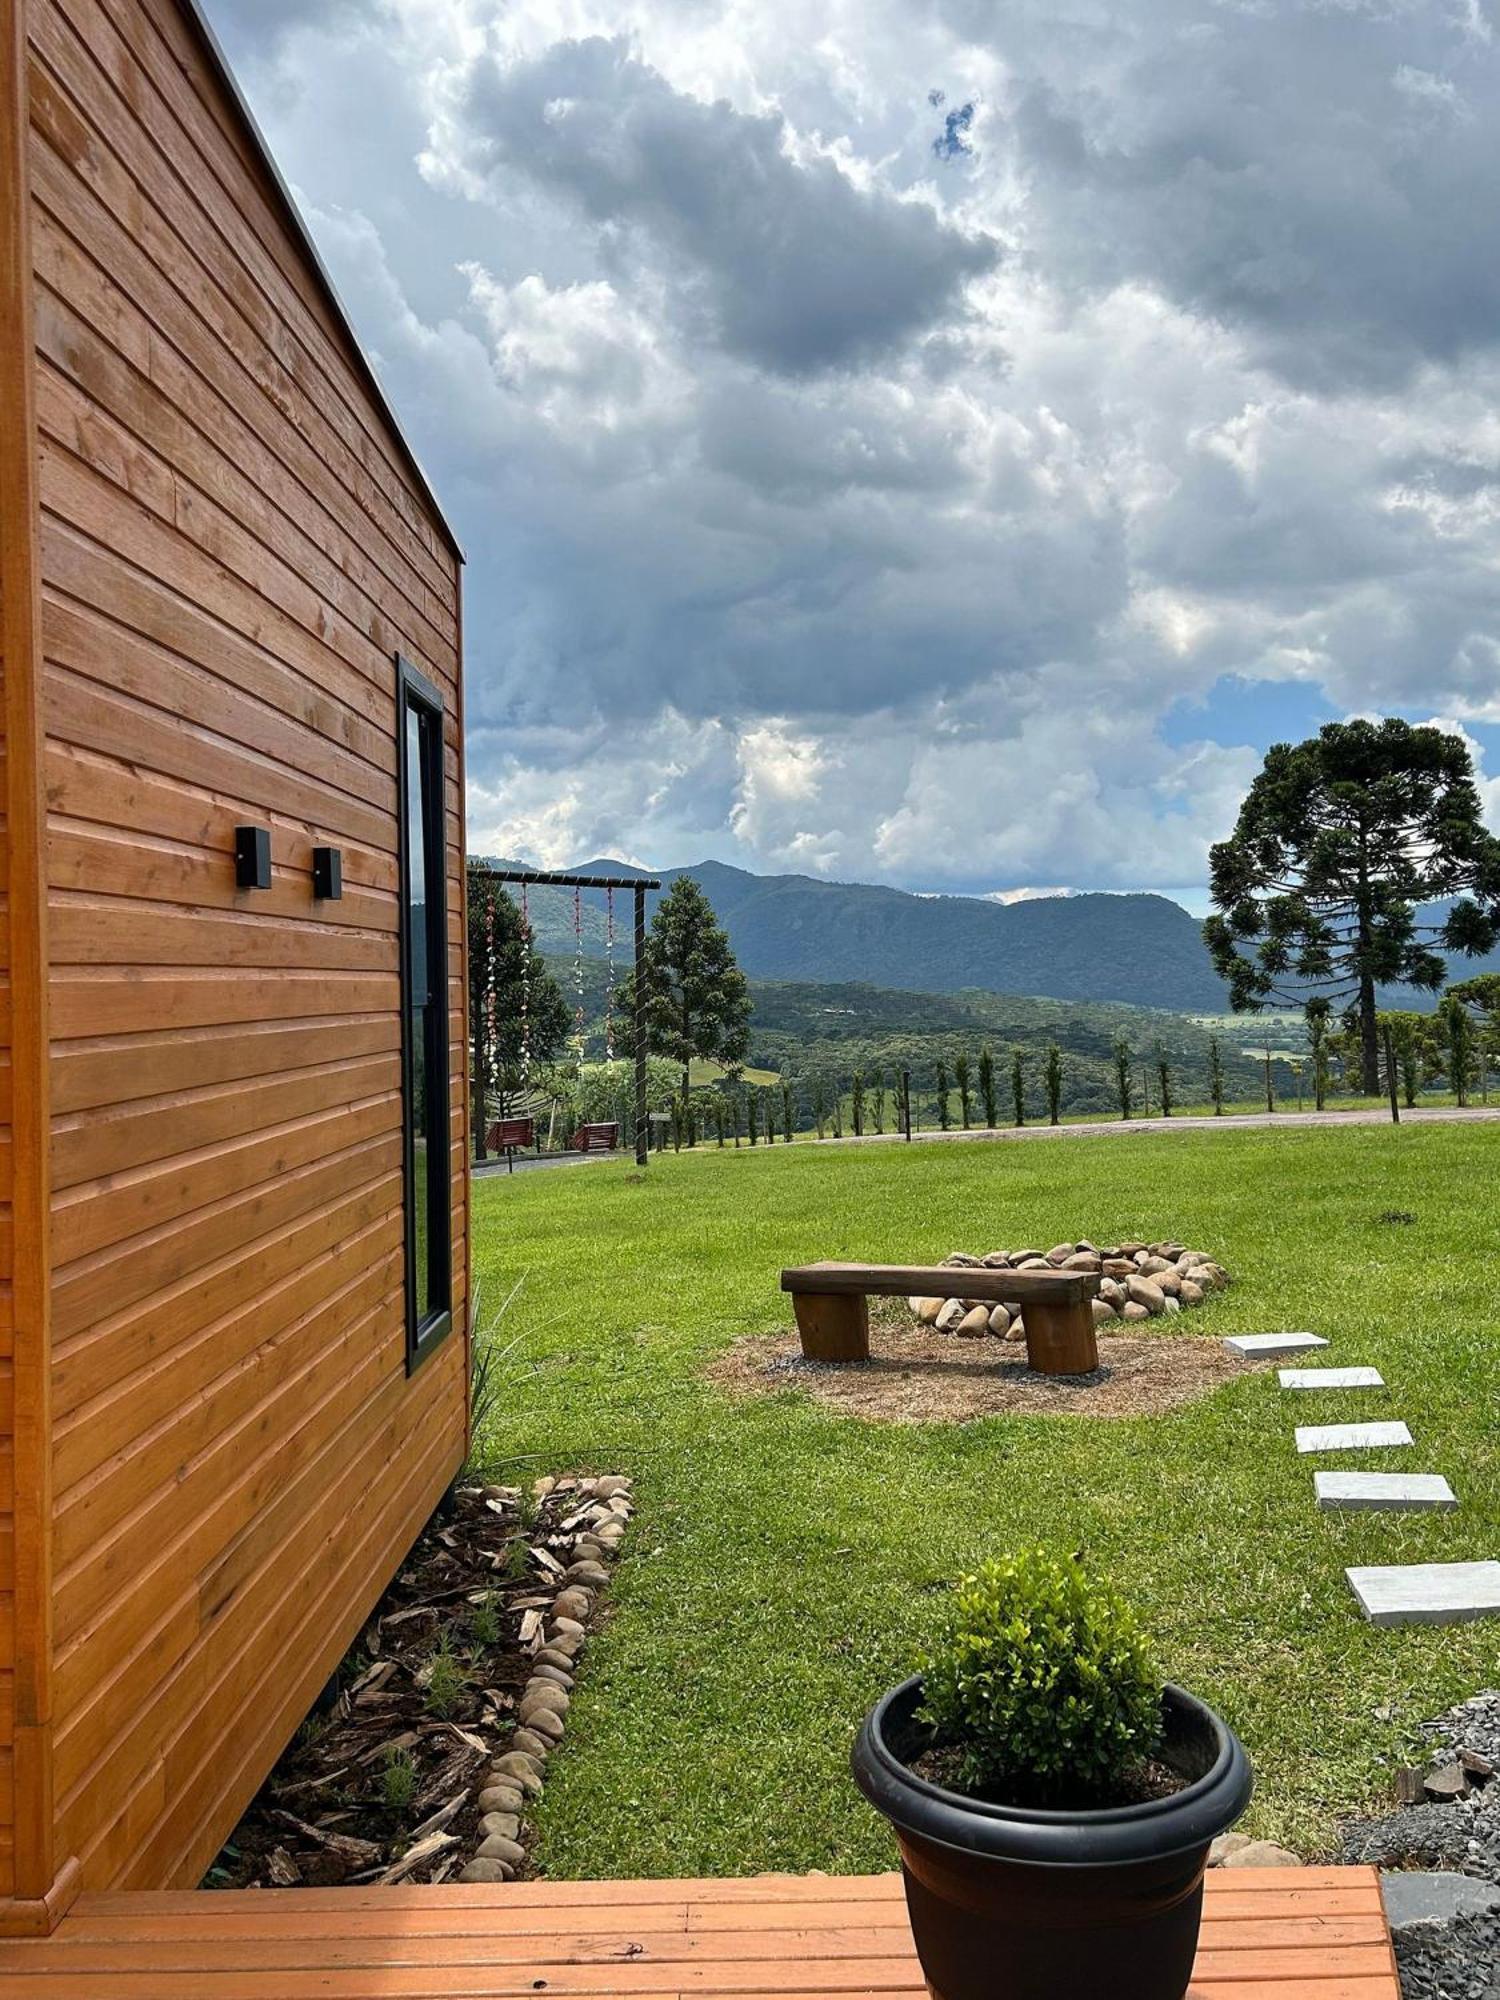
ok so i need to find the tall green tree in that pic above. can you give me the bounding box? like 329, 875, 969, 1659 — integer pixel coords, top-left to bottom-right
1306, 999, 1330, 1111
467, 869, 569, 1152
1207, 1033, 1225, 1116
1204, 719, 1500, 1094
618, 876, 751, 1112
1154, 1041, 1173, 1118
935, 1060, 952, 1130
978, 1048, 997, 1128
1010, 1047, 1026, 1127
851, 1071, 866, 1138
1112, 1035, 1133, 1120
1043, 1045, 1063, 1125
954, 1054, 973, 1129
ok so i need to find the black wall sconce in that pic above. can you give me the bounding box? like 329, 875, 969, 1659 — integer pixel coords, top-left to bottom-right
313, 846, 344, 901
235, 825, 272, 890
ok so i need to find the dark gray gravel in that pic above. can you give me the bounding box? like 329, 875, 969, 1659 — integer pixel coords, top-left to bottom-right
1342, 1693, 1500, 1997
1391, 1908, 1500, 1999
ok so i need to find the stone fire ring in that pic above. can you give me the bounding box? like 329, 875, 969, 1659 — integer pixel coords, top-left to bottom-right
911, 1240, 1230, 1346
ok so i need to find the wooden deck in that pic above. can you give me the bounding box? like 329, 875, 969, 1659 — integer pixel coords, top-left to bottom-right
0, 1867, 1400, 1997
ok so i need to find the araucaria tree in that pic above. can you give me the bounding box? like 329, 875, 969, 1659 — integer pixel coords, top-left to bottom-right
467, 868, 569, 1149
623, 876, 751, 1112
1204, 720, 1500, 1095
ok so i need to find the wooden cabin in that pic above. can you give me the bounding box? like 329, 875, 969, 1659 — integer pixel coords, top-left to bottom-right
0, 0, 469, 1932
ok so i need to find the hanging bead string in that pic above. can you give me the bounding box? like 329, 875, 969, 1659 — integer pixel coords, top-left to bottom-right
519, 879, 532, 1091
604, 886, 616, 1062
573, 885, 587, 1062
485, 891, 498, 1119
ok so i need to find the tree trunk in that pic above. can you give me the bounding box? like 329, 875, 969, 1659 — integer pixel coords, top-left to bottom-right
1358, 974, 1380, 1096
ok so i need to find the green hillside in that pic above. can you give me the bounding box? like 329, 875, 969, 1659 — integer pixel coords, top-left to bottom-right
488, 855, 1228, 1012
540, 958, 1290, 1118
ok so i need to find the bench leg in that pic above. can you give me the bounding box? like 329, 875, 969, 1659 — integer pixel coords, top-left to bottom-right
792, 1292, 870, 1363
1023, 1299, 1099, 1377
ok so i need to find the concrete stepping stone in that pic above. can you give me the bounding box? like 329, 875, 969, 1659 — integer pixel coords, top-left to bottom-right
1225, 1333, 1329, 1358
1347, 1562, 1500, 1627
1278, 1366, 1385, 1391
1295, 1420, 1413, 1454
1316, 1472, 1457, 1512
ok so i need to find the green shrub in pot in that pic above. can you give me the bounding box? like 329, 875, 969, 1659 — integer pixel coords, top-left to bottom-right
852, 1546, 1253, 2000
919, 1548, 1163, 1806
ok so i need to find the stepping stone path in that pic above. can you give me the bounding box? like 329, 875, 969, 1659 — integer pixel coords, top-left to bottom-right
1296, 1420, 1413, 1453
1225, 1332, 1328, 1357
1347, 1563, 1500, 1628
1316, 1472, 1457, 1512
1251, 1322, 1493, 1627
1278, 1366, 1385, 1390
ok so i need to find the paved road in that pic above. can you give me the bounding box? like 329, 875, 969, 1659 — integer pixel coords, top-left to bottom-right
472, 1104, 1499, 1177
839, 1105, 1500, 1147
472, 1148, 625, 1178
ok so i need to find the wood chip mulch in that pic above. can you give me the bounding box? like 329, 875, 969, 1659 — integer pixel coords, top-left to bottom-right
204, 1476, 624, 1889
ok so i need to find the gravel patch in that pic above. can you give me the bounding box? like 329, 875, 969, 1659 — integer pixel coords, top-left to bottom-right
1344, 1693, 1500, 1996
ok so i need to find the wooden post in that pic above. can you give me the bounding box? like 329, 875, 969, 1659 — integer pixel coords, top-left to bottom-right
1024, 1299, 1100, 1377
792, 1292, 870, 1363
634, 885, 649, 1168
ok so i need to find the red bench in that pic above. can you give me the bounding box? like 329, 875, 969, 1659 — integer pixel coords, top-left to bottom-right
488, 1117, 535, 1152
572, 1122, 620, 1153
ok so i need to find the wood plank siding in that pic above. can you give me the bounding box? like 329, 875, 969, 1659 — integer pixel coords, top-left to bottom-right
0, 0, 470, 1919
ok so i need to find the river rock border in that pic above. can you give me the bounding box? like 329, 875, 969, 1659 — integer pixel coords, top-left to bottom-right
909, 1241, 1231, 1345
459, 1472, 633, 1883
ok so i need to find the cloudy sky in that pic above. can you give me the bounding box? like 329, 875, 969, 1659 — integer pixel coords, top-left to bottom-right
204, 0, 1500, 909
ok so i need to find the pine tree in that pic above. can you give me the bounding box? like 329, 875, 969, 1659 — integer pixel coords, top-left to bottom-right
872, 1069, 886, 1135
1208, 1034, 1226, 1116
978, 1047, 997, 1127
1154, 1042, 1172, 1118
1112, 1035, 1133, 1120
1044, 1045, 1063, 1125
851, 1071, 866, 1137
781, 1078, 795, 1143
954, 1054, 973, 1129
1205, 720, 1500, 1093
1010, 1048, 1026, 1127
618, 877, 751, 1113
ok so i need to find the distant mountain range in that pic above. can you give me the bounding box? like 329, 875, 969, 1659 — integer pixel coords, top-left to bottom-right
484, 857, 1230, 1010
482, 854, 1500, 1015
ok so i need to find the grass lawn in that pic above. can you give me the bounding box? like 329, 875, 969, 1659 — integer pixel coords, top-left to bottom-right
469, 1119, 1500, 1877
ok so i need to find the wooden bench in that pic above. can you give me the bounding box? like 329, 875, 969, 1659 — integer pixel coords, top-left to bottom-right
780, 1261, 1101, 1377
572, 1121, 620, 1153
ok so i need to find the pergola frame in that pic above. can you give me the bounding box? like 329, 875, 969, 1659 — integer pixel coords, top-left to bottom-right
472, 867, 661, 1167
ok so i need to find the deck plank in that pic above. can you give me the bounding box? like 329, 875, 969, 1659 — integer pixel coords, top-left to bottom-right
0, 1869, 1400, 1998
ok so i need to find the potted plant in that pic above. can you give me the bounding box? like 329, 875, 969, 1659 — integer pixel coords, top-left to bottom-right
851, 1549, 1252, 2000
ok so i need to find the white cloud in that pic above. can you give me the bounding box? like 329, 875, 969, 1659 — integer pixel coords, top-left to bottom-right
201, 0, 1500, 900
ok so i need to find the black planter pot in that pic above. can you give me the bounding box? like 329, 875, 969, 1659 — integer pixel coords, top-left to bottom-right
851, 1676, 1253, 2000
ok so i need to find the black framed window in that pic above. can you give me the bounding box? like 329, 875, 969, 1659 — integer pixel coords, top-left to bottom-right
397, 655, 452, 1370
